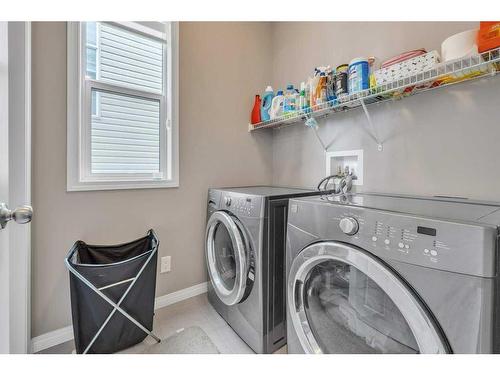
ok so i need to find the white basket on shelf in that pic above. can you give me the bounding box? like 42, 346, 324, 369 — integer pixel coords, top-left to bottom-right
373, 50, 441, 85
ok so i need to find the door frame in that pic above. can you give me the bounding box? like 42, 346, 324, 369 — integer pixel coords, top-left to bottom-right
6, 21, 32, 354
288, 241, 449, 354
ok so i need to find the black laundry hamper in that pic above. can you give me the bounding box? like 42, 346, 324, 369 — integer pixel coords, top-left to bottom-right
65, 229, 161, 354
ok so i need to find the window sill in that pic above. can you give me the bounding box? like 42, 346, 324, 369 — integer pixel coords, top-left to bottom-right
67, 179, 179, 192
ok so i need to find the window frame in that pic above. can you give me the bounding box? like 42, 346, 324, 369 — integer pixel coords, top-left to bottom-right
85, 22, 99, 116
67, 21, 179, 191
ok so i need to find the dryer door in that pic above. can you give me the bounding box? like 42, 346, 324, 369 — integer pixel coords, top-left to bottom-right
288, 241, 449, 354
206, 211, 253, 306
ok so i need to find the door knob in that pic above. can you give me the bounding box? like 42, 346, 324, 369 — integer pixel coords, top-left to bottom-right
0, 202, 33, 229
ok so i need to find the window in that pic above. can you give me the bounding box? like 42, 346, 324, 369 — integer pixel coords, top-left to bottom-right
67, 22, 179, 191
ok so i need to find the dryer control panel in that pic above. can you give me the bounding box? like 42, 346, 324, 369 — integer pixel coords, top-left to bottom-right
208, 189, 263, 219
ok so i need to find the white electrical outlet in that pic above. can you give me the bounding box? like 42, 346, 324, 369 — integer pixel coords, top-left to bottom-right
160, 256, 171, 273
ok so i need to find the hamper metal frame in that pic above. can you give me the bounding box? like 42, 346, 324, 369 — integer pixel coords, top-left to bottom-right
64, 229, 161, 354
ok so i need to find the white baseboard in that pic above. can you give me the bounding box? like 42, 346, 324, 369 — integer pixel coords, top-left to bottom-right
31, 325, 74, 354
31, 281, 208, 353
154, 281, 208, 310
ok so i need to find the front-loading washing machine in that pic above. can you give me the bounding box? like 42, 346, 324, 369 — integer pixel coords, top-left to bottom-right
205, 186, 321, 353
286, 193, 500, 354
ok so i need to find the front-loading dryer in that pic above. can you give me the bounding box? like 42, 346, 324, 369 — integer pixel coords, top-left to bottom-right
206, 186, 320, 353
286, 193, 500, 354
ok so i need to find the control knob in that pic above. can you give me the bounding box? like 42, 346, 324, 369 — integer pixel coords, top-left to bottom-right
224, 196, 232, 207
339, 217, 359, 236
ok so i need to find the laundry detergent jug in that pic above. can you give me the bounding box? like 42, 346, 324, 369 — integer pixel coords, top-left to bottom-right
270, 90, 284, 119
260, 86, 274, 121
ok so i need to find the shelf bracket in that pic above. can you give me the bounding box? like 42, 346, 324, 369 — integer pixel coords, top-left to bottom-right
304, 115, 333, 152
312, 125, 328, 151
359, 98, 383, 151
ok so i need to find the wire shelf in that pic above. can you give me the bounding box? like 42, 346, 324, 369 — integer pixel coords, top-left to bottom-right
249, 47, 500, 132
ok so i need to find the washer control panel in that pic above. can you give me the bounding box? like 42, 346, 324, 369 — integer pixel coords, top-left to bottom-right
366, 220, 435, 257
287, 198, 497, 277
335, 207, 497, 277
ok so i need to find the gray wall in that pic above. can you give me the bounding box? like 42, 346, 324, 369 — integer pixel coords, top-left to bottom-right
31, 22, 274, 337
270, 22, 500, 202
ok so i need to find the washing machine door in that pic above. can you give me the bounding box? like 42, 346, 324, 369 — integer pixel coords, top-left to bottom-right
288, 241, 449, 354
206, 210, 253, 306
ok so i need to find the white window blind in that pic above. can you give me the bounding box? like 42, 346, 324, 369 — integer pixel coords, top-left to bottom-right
98, 23, 163, 94
67, 21, 179, 191
87, 22, 163, 175
90, 90, 161, 174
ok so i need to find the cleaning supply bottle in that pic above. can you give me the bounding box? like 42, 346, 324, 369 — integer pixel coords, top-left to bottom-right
260, 86, 274, 121
305, 77, 312, 112
348, 57, 370, 94
293, 88, 300, 114
310, 74, 320, 108
315, 72, 327, 106
335, 64, 349, 97
298, 82, 307, 113
326, 68, 336, 103
269, 90, 284, 119
320, 72, 328, 103
251, 95, 262, 124
283, 84, 296, 115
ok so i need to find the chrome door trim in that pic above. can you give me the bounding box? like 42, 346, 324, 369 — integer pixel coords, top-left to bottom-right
206, 211, 248, 306
288, 241, 449, 354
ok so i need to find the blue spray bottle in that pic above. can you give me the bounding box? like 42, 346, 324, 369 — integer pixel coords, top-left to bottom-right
260, 86, 274, 121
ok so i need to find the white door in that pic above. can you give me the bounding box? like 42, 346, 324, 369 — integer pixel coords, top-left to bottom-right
0, 21, 9, 353
0, 22, 32, 354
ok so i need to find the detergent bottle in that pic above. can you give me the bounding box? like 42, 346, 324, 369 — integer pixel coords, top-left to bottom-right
251, 95, 262, 124
326, 68, 336, 103
260, 86, 274, 122
270, 90, 284, 119
293, 88, 300, 113
298, 82, 307, 113
310, 74, 320, 108
315, 72, 327, 106
305, 78, 312, 112
283, 84, 296, 115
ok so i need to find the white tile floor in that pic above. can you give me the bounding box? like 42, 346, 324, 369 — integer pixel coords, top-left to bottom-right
39, 293, 286, 354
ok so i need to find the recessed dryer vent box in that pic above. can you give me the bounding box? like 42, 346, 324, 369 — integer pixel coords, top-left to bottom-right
325, 149, 363, 186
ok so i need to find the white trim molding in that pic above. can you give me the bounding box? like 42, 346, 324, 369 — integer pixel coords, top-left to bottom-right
31, 326, 74, 354
31, 282, 208, 353
154, 282, 208, 310
7, 21, 32, 354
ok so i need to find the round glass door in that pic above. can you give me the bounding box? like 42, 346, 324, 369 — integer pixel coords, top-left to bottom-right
213, 223, 237, 290
206, 211, 250, 306
288, 242, 448, 354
